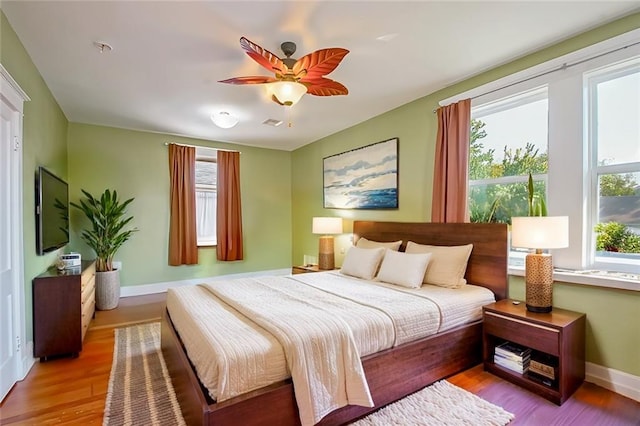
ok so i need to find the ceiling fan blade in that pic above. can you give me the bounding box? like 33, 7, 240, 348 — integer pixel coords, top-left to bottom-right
240, 37, 287, 74
303, 78, 349, 96
219, 76, 278, 85
292, 48, 349, 80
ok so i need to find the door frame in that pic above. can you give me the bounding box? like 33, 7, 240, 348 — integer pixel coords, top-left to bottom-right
0, 64, 30, 396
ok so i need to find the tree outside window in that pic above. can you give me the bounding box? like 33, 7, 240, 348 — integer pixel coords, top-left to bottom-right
468, 89, 548, 225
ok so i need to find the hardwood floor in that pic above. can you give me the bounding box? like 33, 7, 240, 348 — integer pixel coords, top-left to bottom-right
449, 367, 640, 425
1, 293, 638, 425
0, 293, 165, 426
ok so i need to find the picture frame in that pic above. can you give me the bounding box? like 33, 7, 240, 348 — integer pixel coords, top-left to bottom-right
323, 137, 398, 209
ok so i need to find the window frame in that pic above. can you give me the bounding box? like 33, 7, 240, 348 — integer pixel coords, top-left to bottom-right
469, 86, 549, 223
585, 59, 640, 273
452, 29, 640, 282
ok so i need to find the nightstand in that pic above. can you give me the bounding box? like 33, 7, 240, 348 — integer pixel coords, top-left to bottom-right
483, 299, 585, 405
291, 265, 331, 274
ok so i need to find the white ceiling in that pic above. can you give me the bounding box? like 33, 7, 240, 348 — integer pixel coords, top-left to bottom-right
2, 1, 638, 151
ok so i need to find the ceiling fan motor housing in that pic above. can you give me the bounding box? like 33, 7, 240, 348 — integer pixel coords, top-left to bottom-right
280, 41, 297, 57
281, 41, 297, 69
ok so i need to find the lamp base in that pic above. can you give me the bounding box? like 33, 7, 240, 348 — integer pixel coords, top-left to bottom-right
318, 236, 335, 270
526, 304, 552, 313
525, 252, 554, 313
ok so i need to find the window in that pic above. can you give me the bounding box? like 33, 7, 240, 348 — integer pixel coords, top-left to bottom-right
462, 30, 640, 275
469, 88, 548, 224
587, 61, 640, 271
195, 147, 217, 246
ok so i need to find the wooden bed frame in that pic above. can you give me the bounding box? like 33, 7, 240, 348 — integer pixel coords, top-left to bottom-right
161, 221, 508, 425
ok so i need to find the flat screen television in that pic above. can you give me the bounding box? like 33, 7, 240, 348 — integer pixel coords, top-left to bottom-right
36, 167, 69, 255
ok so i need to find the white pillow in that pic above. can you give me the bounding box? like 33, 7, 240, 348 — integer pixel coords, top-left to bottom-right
340, 246, 385, 280
405, 241, 473, 288
376, 249, 432, 289
356, 237, 402, 251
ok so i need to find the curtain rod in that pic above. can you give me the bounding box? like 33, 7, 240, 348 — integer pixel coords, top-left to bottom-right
434, 39, 640, 113
164, 142, 241, 154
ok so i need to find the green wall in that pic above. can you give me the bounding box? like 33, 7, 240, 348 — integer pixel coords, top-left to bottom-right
67, 124, 292, 287
1, 11, 70, 342
291, 13, 640, 377
292, 103, 434, 266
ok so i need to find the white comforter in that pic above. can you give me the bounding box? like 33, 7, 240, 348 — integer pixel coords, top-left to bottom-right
204, 278, 374, 426
166, 272, 494, 425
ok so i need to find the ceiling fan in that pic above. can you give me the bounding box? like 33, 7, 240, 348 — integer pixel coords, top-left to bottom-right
219, 37, 349, 106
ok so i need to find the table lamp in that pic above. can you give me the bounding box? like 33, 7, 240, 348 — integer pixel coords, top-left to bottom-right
312, 217, 343, 270
511, 216, 569, 313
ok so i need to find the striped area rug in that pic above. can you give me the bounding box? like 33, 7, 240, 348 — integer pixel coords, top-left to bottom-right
351, 380, 514, 426
103, 322, 185, 426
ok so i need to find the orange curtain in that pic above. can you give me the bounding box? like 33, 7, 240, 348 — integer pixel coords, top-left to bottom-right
168, 144, 198, 265
216, 150, 244, 261
431, 98, 471, 223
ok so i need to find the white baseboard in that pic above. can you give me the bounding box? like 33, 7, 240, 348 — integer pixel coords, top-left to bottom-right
20, 341, 35, 380
586, 362, 640, 402
119, 268, 292, 297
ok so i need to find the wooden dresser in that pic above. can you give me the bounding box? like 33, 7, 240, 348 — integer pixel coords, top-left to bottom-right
33, 260, 96, 361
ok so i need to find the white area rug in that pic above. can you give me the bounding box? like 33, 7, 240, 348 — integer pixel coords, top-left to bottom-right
351, 380, 514, 426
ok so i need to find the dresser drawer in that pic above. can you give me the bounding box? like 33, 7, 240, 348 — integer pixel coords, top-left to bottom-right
484, 311, 560, 355
81, 262, 96, 290
81, 277, 94, 306
81, 287, 95, 340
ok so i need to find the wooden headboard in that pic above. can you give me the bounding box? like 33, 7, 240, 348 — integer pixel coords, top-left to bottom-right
353, 221, 508, 300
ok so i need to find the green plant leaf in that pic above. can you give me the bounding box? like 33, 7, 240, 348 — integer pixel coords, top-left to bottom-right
71, 189, 137, 272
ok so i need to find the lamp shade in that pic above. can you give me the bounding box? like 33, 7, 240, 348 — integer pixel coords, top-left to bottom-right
312, 217, 343, 235
511, 216, 569, 249
269, 81, 307, 106
211, 112, 239, 129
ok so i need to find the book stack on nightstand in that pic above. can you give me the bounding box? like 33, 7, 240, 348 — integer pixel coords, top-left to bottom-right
494, 341, 531, 374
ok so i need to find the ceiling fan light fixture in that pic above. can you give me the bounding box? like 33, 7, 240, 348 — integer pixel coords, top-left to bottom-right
269, 81, 307, 106
211, 111, 239, 129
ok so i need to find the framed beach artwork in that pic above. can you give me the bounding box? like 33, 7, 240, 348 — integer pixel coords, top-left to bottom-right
323, 138, 398, 209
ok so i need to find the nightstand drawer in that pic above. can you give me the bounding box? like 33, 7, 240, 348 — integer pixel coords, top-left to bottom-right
484, 311, 559, 355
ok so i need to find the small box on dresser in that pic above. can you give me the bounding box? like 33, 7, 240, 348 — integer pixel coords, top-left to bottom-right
482, 299, 585, 405
33, 260, 96, 361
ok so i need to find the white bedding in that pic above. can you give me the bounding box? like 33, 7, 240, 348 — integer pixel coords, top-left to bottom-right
166, 272, 494, 425
204, 277, 375, 426
293, 271, 495, 336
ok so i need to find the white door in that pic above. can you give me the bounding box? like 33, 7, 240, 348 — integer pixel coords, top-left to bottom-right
0, 65, 28, 402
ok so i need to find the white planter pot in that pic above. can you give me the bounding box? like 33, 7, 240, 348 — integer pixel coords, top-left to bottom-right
95, 269, 120, 310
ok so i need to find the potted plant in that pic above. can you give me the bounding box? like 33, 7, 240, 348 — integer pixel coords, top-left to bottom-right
71, 189, 137, 310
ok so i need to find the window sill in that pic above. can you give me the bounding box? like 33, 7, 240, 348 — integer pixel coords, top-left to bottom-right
197, 243, 217, 248
508, 266, 640, 292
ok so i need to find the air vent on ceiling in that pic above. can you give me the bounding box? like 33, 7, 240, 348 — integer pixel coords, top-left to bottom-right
262, 118, 283, 127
